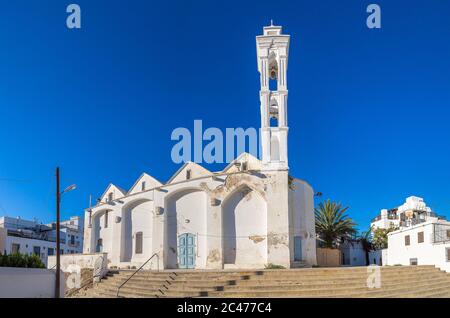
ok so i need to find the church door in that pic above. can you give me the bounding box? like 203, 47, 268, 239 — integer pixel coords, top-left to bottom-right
178, 233, 196, 269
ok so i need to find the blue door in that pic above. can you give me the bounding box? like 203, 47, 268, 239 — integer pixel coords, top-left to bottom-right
178, 233, 196, 269
294, 236, 302, 261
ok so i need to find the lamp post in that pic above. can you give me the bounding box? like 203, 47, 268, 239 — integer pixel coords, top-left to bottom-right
55, 167, 76, 298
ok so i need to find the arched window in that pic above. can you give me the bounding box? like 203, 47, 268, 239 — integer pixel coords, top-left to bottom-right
269, 97, 279, 127
270, 136, 280, 161
135, 232, 143, 254
268, 51, 278, 91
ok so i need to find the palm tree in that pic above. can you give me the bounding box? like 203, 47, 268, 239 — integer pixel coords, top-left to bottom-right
315, 200, 357, 248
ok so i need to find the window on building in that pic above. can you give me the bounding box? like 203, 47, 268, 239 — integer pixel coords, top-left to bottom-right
418, 231, 424, 243
447, 230, 450, 239
11, 243, 20, 254
96, 239, 103, 253
71, 235, 75, 245
186, 169, 191, 180
104, 211, 108, 228
135, 232, 143, 254
141, 181, 146, 191
61, 250, 64, 255
48, 248, 54, 256
410, 258, 418, 265
33, 246, 41, 256
405, 235, 410, 246
446, 248, 450, 262
108, 192, 113, 202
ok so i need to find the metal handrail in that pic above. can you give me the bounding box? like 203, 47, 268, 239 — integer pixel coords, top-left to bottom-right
116, 253, 160, 297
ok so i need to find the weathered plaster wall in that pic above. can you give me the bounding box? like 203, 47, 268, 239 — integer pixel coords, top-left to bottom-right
165, 189, 207, 269
120, 200, 153, 263
222, 185, 267, 267
289, 178, 317, 266
84, 166, 316, 270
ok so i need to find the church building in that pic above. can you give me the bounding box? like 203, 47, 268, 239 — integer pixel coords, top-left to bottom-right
83, 24, 317, 270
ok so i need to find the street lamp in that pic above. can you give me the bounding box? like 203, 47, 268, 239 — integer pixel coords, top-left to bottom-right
55, 167, 76, 298
62, 184, 77, 194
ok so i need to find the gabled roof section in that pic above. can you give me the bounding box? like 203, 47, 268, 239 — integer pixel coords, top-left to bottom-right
128, 172, 162, 195
167, 162, 213, 184
222, 152, 263, 173
99, 183, 127, 203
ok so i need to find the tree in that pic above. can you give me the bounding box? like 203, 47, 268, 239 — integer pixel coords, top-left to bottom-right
315, 199, 357, 248
372, 226, 398, 250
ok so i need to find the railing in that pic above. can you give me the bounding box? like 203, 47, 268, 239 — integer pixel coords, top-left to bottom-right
433, 223, 450, 244
116, 253, 160, 298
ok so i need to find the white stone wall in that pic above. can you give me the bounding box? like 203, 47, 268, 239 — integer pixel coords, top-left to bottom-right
289, 178, 317, 266
387, 221, 450, 272
222, 185, 267, 268
369, 249, 387, 266
165, 189, 207, 269
83, 162, 315, 270
0, 267, 65, 298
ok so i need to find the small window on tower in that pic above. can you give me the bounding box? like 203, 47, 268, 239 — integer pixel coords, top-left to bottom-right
108, 192, 113, 202
104, 211, 108, 228
141, 181, 146, 191
186, 169, 191, 180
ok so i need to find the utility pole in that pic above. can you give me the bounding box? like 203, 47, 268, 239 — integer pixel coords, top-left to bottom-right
55, 167, 61, 298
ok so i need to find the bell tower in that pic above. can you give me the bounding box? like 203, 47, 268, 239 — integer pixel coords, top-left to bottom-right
256, 22, 290, 170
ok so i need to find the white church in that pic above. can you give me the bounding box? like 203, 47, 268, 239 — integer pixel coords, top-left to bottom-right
83, 24, 317, 270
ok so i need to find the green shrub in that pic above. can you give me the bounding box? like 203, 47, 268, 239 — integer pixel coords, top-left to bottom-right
265, 263, 285, 269
0, 252, 45, 268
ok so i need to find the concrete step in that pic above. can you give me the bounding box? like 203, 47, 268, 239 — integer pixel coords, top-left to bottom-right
109, 266, 439, 278
103, 271, 445, 286
155, 280, 450, 298
101, 275, 450, 298
99, 273, 450, 292
68, 266, 450, 298
108, 266, 442, 279
313, 280, 450, 298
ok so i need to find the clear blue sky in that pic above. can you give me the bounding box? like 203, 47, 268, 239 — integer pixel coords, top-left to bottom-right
0, 0, 449, 232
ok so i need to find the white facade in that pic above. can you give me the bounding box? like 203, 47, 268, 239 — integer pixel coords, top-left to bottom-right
386, 219, 450, 272
370, 196, 440, 231
340, 240, 367, 266
0, 215, 84, 266
368, 249, 387, 266
83, 25, 317, 270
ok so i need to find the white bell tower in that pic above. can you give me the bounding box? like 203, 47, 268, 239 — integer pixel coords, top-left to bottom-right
256, 22, 290, 170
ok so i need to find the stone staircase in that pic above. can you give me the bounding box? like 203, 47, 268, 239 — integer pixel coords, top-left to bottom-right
71, 265, 450, 298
